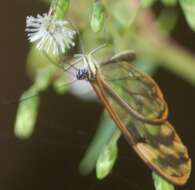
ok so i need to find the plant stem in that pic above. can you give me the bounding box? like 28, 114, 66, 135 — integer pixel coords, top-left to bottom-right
136, 37, 195, 86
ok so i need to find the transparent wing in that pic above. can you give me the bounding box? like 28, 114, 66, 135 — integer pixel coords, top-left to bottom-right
94, 61, 191, 185
106, 94, 190, 185
100, 61, 168, 123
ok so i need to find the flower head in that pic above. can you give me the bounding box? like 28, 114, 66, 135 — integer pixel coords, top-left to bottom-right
26, 13, 76, 55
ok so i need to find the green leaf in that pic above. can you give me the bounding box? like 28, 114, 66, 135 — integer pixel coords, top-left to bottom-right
96, 139, 118, 179
14, 86, 40, 139
152, 172, 175, 190
180, 0, 195, 31
90, 0, 105, 32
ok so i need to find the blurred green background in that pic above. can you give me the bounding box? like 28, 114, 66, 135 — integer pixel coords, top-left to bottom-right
0, 0, 195, 190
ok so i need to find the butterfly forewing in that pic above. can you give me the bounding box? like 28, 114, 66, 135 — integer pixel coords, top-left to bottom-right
100, 61, 168, 124
92, 60, 191, 185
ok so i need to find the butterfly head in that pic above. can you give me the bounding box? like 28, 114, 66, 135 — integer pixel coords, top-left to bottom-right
76, 68, 90, 80
74, 53, 97, 81
73, 44, 107, 81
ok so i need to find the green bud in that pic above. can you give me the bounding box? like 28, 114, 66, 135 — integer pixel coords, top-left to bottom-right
96, 140, 118, 179
14, 86, 40, 139
152, 172, 175, 190
90, 1, 105, 32
180, 0, 195, 31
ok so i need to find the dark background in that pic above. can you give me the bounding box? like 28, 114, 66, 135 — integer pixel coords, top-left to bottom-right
0, 1, 194, 190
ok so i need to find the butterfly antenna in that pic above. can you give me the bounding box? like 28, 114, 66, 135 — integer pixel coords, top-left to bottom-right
43, 51, 78, 77
54, 78, 78, 89
1, 92, 40, 105
20, 79, 78, 102
1, 78, 78, 106
63, 58, 82, 72
88, 43, 107, 55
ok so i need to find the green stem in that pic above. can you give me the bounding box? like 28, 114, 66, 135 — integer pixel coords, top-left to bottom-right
136, 37, 195, 86
157, 41, 195, 85
79, 112, 118, 175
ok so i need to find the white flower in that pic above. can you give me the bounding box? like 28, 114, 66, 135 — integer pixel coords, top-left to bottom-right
26, 13, 76, 55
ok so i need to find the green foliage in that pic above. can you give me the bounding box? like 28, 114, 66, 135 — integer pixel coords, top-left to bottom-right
152, 172, 175, 190
180, 0, 195, 31
90, 0, 105, 32
96, 138, 118, 179
79, 112, 118, 175
14, 86, 40, 139
15, 44, 58, 139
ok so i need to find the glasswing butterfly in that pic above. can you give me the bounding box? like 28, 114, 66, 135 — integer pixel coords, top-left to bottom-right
11, 45, 191, 185
68, 47, 191, 186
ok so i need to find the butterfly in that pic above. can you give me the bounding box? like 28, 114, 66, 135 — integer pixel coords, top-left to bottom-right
68, 47, 191, 186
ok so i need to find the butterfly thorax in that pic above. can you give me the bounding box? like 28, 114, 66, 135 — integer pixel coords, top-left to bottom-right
75, 53, 98, 81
